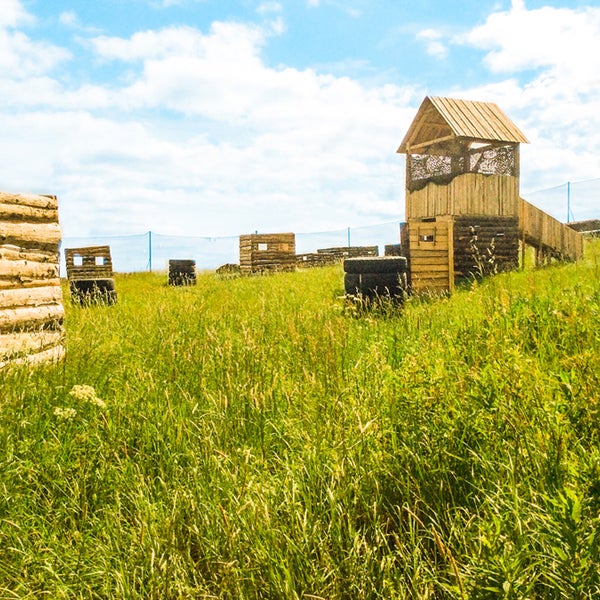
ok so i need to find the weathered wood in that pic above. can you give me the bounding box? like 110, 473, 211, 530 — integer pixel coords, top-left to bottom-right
0, 343, 65, 369
0, 221, 62, 249
0, 244, 58, 263
65, 245, 114, 280
0, 258, 59, 281
406, 173, 520, 220
0, 193, 58, 210
519, 198, 583, 261
239, 233, 296, 273
0, 304, 64, 333
0, 277, 61, 290
0, 202, 58, 223
0, 331, 63, 360
0, 285, 63, 310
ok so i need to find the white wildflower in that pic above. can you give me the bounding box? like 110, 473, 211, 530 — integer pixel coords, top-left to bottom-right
69, 384, 106, 409
54, 406, 77, 420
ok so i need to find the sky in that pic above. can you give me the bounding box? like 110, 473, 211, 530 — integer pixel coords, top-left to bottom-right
1, 0, 599, 239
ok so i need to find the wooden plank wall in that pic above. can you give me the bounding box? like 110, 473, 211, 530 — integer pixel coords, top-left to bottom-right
407, 218, 453, 294
519, 198, 584, 262
406, 173, 520, 220
453, 216, 519, 281
239, 233, 296, 274
64, 245, 114, 279
0, 192, 65, 367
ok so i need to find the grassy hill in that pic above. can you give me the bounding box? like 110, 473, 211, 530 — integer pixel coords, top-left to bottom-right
1, 240, 599, 598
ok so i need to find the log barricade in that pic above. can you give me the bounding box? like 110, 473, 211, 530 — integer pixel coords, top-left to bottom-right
0, 192, 65, 367
64, 245, 117, 305
239, 233, 296, 274
168, 259, 197, 286
296, 246, 379, 268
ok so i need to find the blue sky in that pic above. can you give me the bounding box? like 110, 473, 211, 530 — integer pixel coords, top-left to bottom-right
1, 0, 599, 239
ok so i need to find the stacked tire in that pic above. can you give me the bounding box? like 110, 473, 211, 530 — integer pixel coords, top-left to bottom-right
344, 257, 408, 302
70, 279, 117, 305
169, 259, 197, 286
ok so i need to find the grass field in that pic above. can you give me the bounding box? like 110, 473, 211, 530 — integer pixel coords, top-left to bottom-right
1, 240, 600, 599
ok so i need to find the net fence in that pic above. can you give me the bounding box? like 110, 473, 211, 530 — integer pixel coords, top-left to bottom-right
60, 178, 598, 274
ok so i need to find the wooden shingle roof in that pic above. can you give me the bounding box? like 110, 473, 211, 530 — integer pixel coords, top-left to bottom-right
397, 96, 528, 154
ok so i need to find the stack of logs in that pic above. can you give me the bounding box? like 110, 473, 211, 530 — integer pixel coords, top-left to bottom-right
0, 192, 65, 367
239, 233, 296, 274
296, 246, 378, 268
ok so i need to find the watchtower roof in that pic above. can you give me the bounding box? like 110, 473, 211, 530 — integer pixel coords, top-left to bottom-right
397, 96, 528, 154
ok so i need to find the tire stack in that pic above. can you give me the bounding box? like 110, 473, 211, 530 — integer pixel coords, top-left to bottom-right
169, 259, 197, 286
344, 257, 408, 302
70, 279, 117, 305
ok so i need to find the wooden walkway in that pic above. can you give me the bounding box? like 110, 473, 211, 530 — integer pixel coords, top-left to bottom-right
519, 198, 584, 262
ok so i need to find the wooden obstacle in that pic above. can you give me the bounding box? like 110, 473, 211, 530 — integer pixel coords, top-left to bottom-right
168, 259, 196, 286
64, 245, 117, 305
397, 96, 584, 293
239, 233, 296, 274
296, 245, 379, 268
0, 192, 65, 367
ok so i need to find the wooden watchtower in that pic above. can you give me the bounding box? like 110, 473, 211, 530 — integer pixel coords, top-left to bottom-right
397, 96, 528, 293
397, 96, 583, 294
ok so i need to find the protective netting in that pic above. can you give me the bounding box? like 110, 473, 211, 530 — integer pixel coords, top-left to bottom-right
60, 222, 404, 274
407, 144, 518, 191
58, 178, 598, 274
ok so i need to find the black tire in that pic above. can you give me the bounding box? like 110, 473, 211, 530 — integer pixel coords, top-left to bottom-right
169, 260, 196, 269
344, 256, 407, 274
169, 273, 197, 286
70, 278, 117, 305
168, 259, 197, 286
345, 272, 407, 299
344, 273, 361, 295
360, 272, 406, 296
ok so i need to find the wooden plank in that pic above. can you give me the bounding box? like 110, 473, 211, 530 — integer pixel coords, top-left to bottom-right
0, 222, 61, 249
0, 304, 64, 333
0, 277, 61, 291
0, 330, 63, 359
0, 258, 59, 281
411, 263, 453, 272
0, 343, 65, 368
0, 193, 58, 210
0, 285, 63, 310
0, 202, 59, 223
0, 244, 58, 263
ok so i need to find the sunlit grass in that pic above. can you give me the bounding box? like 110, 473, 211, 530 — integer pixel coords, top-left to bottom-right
1, 240, 599, 598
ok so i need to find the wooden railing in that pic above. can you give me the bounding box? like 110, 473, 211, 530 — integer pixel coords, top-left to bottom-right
519, 198, 584, 262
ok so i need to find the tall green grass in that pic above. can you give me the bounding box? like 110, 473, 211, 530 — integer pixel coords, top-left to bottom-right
1, 241, 599, 598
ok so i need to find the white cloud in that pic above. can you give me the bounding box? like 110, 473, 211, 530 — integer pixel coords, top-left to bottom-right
0, 0, 33, 28
457, 4, 600, 92
417, 28, 448, 59
453, 3, 600, 219
257, 2, 282, 15
0, 30, 70, 77
0, 16, 415, 238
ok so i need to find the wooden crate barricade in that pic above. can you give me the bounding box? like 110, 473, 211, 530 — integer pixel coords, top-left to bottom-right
239, 233, 296, 274
64, 245, 117, 305
0, 192, 65, 367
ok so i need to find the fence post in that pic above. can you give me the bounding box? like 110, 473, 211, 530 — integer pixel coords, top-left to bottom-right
148, 231, 152, 272
347, 226, 351, 248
